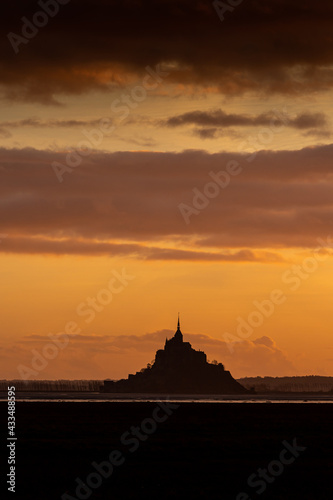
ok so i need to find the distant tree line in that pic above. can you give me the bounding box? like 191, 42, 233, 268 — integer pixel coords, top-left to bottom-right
238, 376, 333, 393
0, 380, 104, 392
2, 376, 333, 393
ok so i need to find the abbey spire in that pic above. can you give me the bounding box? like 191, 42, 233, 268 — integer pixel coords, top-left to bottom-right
174, 312, 183, 342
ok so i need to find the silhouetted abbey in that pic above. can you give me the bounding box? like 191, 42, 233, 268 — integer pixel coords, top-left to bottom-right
103, 317, 247, 394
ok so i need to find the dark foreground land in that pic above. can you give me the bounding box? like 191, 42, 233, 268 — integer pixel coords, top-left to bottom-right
1, 402, 332, 500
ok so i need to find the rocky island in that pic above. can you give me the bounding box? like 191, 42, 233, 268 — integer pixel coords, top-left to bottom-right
103, 318, 248, 394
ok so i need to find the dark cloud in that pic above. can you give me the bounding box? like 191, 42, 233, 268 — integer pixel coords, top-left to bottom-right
164, 109, 328, 130
0, 118, 114, 138
194, 128, 219, 139
115, 135, 158, 148
0, 118, 111, 128
1, 146, 333, 253
302, 129, 332, 139
292, 113, 328, 129
2, 1, 333, 102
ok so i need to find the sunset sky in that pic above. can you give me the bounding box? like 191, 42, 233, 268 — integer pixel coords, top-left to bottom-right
1, 0, 333, 380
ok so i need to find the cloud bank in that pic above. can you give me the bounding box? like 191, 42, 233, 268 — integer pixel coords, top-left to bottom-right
1, 146, 333, 257
2, 0, 333, 103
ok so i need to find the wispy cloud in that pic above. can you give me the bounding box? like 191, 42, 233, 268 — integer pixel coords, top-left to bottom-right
0, 331, 297, 379
0, 236, 285, 263
0, 118, 113, 138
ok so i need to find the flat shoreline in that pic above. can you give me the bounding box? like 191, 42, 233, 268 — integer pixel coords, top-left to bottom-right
1, 390, 333, 401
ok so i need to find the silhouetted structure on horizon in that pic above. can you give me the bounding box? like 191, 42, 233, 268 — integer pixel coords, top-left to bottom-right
103, 317, 248, 394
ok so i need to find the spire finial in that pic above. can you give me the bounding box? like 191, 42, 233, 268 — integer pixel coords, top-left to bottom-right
174, 313, 183, 342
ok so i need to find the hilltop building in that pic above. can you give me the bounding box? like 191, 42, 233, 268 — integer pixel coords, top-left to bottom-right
103, 316, 247, 394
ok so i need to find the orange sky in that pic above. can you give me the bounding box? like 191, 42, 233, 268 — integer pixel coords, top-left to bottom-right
1, 0, 333, 380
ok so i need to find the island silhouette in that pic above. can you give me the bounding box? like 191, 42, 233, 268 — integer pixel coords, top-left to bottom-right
103, 317, 248, 394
